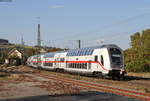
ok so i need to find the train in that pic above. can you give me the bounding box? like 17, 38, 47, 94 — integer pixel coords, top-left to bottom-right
27, 44, 126, 80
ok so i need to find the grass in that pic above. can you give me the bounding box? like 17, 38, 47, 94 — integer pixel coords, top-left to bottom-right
127, 72, 150, 78
0, 73, 24, 81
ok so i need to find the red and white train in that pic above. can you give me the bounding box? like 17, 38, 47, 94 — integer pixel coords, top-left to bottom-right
27, 44, 126, 80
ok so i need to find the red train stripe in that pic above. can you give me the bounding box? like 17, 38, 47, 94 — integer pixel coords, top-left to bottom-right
31, 60, 109, 71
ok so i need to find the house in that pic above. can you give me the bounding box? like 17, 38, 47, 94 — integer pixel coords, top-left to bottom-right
6, 48, 27, 65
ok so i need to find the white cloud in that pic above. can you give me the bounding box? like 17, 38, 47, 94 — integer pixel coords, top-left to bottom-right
50, 5, 64, 9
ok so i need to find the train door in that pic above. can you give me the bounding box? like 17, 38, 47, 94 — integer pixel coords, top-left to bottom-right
99, 49, 110, 72
88, 60, 92, 70
94, 55, 98, 68
60, 58, 65, 68
55, 58, 59, 68
54, 53, 61, 69
100, 55, 104, 66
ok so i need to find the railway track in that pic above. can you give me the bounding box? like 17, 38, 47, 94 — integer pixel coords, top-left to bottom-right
36, 73, 150, 101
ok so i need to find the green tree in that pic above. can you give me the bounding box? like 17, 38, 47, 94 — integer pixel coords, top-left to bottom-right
125, 29, 150, 72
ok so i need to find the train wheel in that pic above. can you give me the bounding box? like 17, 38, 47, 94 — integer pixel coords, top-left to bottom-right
117, 76, 121, 81
119, 74, 125, 81
112, 76, 115, 80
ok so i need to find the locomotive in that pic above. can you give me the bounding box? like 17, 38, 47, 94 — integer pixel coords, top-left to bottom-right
27, 44, 126, 80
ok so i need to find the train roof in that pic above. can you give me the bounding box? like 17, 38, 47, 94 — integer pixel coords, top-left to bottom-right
66, 44, 120, 56
43, 52, 55, 58
43, 51, 67, 58
41, 44, 121, 58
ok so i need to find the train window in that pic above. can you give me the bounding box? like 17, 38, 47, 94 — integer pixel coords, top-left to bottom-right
109, 48, 122, 66
81, 50, 83, 56
70, 63, 72, 68
80, 63, 82, 69
78, 63, 80, 68
86, 63, 87, 69
77, 50, 80, 56
79, 50, 81, 56
84, 63, 87, 69
44, 63, 53, 67
94, 56, 98, 62
60, 58, 65, 62
82, 49, 86, 55
82, 63, 84, 69
83, 63, 85, 69
55, 59, 56, 65
89, 50, 93, 55
75, 51, 77, 56
76, 63, 78, 68
101, 55, 104, 66
77, 63, 79, 68
78, 63, 80, 69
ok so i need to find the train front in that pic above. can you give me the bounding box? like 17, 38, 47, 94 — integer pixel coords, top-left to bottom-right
108, 47, 126, 80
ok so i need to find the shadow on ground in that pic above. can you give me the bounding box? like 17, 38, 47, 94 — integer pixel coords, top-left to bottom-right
0, 91, 140, 101
125, 76, 150, 81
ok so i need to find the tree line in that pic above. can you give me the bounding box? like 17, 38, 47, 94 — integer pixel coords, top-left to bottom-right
124, 29, 150, 72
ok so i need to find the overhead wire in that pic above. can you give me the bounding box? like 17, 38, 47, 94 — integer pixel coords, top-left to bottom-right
51, 12, 150, 49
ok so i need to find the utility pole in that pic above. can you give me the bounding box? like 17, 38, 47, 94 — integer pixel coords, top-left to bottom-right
37, 23, 41, 72
37, 24, 41, 47
77, 40, 81, 48
21, 35, 25, 46
21, 35, 25, 65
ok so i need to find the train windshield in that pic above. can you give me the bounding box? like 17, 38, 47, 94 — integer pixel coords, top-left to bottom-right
109, 48, 123, 66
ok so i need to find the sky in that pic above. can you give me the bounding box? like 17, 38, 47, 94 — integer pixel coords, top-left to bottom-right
0, 0, 150, 50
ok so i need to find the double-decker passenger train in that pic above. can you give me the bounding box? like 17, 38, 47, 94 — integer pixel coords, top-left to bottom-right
27, 44, 126, 80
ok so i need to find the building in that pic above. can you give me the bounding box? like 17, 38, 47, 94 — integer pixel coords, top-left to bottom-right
6, 48, 27, 65
0, 39, 9, 45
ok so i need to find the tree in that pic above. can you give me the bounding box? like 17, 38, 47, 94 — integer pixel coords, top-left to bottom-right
124, 29, 150, 72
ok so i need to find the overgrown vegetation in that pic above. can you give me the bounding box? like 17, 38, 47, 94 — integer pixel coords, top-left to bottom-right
124, 29, 150, 72
0, 44, 65, 64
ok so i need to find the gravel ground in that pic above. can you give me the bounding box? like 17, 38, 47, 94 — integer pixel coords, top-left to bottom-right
0, 65, 146, 101
0, 91, 141, 101
0, 73, 142, 101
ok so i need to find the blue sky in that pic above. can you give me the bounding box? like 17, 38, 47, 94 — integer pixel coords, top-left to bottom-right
0, 0, 150, 49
